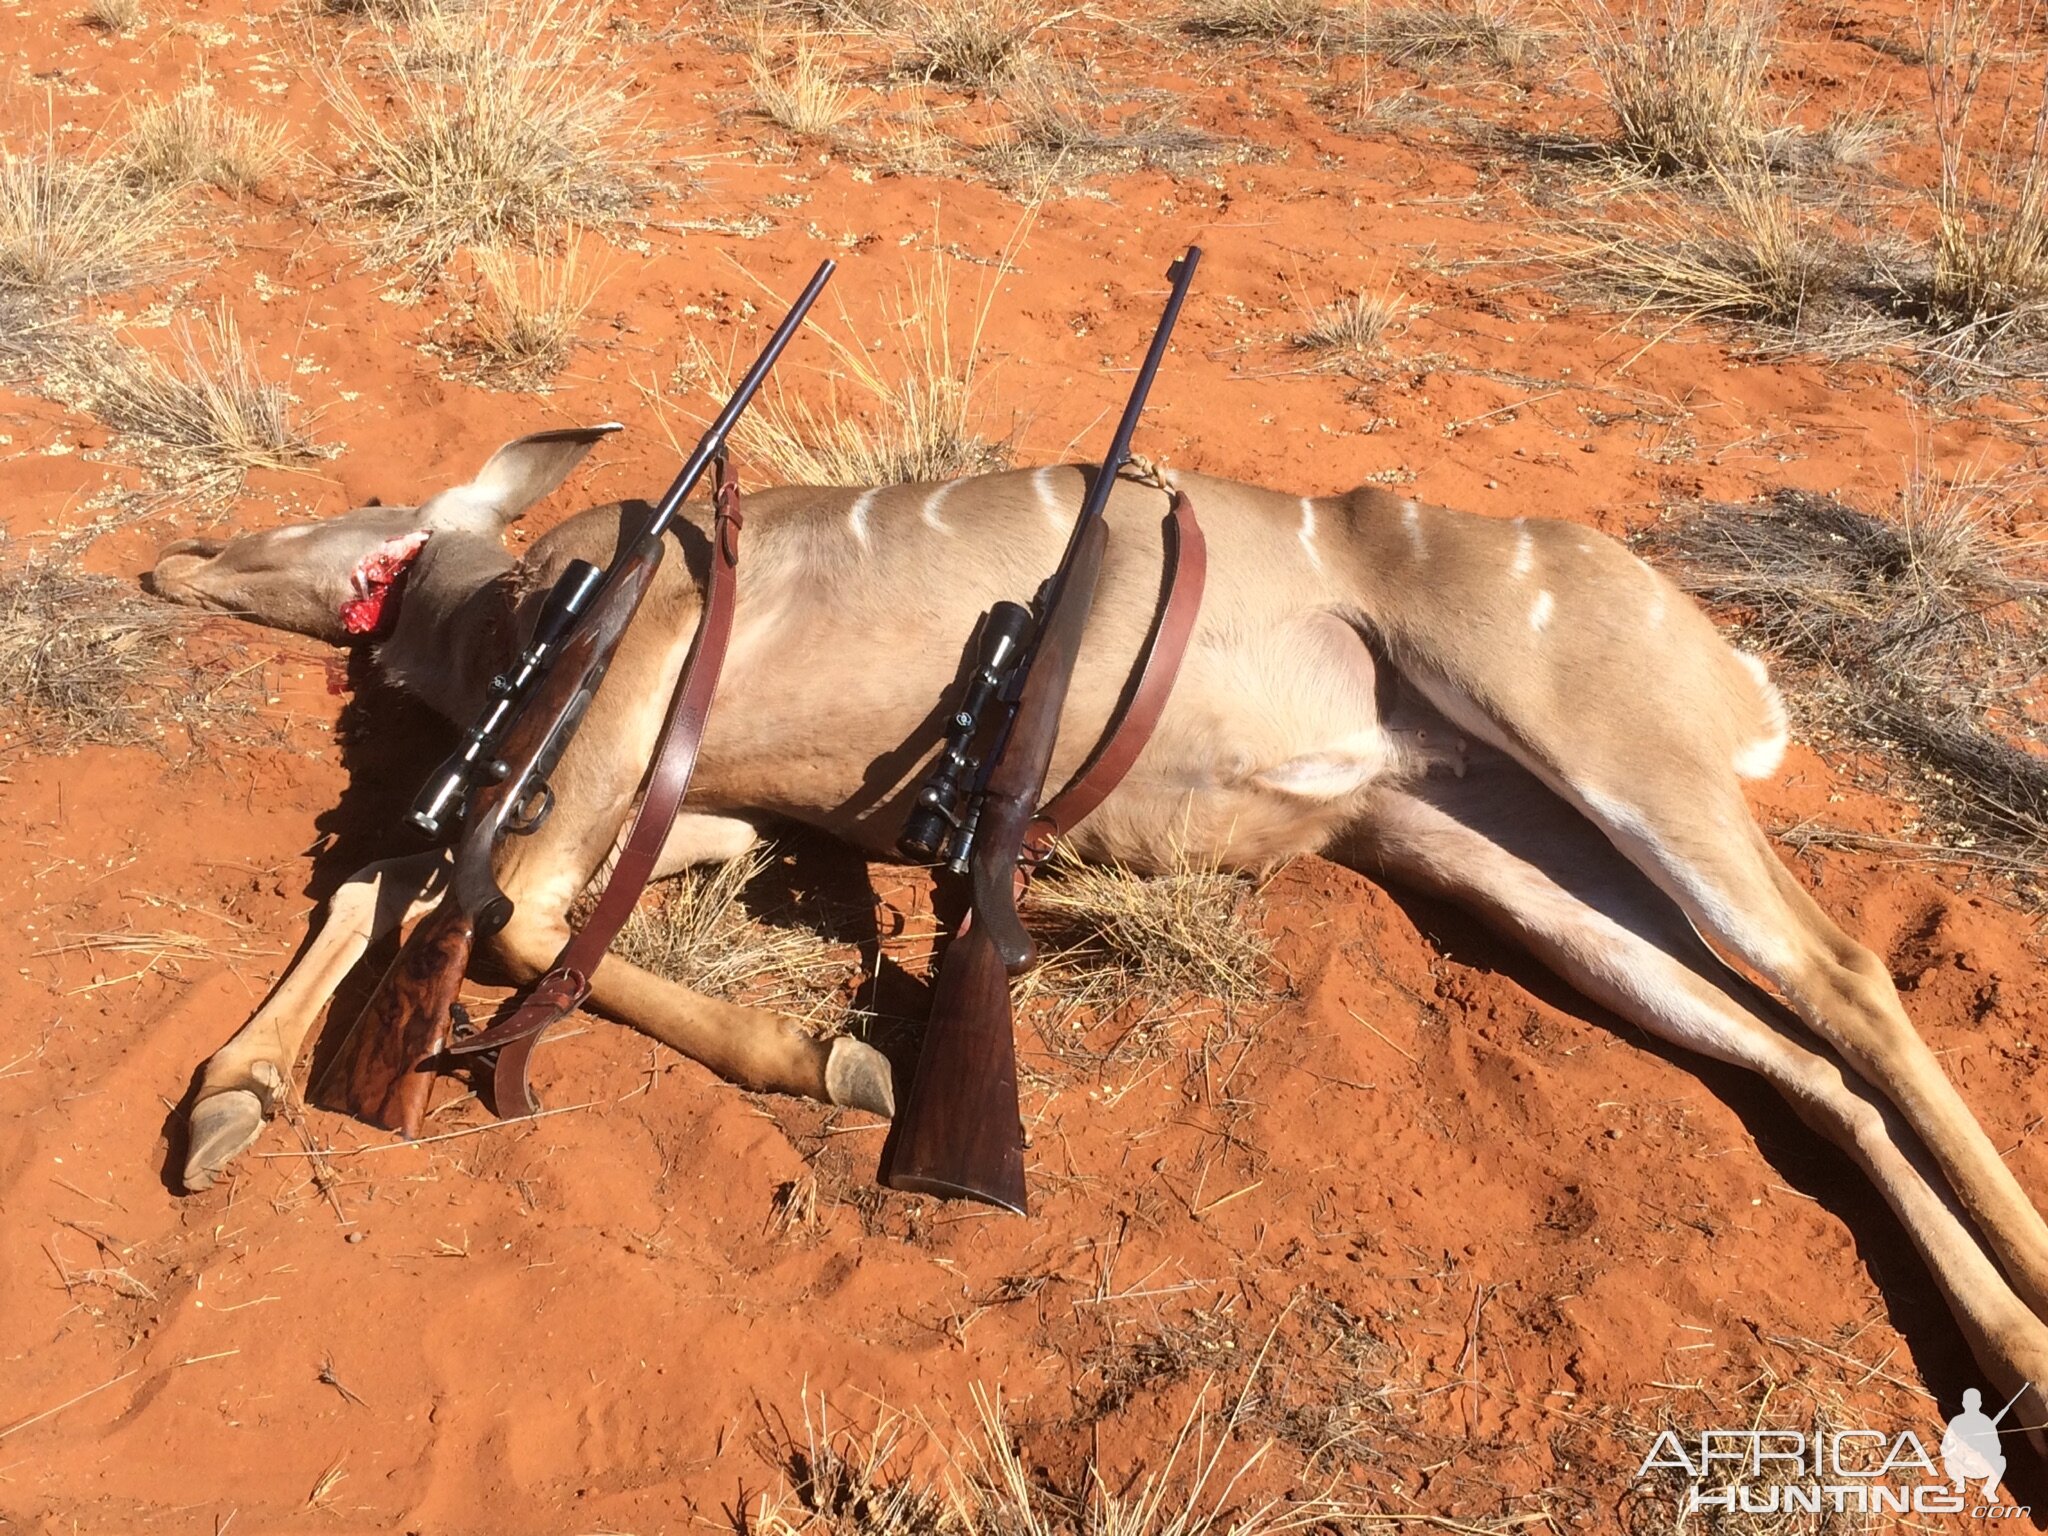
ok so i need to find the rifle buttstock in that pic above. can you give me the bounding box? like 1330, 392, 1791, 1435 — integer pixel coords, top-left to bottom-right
313, 899, 476, 1139
877, 915, 1027, 1214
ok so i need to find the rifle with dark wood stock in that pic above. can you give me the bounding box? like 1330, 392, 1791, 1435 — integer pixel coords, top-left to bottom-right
313, 259, 836, 1137
879, 248, 1205, 1213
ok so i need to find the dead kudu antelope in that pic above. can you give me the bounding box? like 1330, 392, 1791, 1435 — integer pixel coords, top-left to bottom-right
153, 424, 2048, 1429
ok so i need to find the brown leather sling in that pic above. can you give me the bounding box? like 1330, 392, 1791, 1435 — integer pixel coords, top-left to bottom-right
449, 477, 1206, 1117
446, 463, 746, 1117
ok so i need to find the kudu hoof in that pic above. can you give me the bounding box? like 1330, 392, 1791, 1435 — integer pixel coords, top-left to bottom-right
183, 1089, 268, 1191
825, 1037, 896, 1119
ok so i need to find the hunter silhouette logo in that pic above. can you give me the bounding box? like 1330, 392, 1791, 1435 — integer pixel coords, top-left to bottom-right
1637, 1386, 2033, 1520
1941, 1387, 2021, 1499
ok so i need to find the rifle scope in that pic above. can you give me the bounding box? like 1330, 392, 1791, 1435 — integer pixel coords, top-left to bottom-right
408, 557, 606, 840
897, 601, 1033, 863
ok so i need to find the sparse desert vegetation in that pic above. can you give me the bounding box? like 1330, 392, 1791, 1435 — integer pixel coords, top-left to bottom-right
468, 241, 605, 383
82, 0, 143, 29
1578, 0, 1783, 173
681, 250, 1010, 483
0, 138, 177, 297
323, 0, 644, 267
749, 30, 858, 140
1290, 279, 1411, 365
123, 79, 289, 194
65, 305, 322, 488
1369, 0, 1541, 70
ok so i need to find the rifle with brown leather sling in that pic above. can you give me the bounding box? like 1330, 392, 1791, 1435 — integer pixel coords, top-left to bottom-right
879, 247, 1205, 1213
313, 258, 836, 1138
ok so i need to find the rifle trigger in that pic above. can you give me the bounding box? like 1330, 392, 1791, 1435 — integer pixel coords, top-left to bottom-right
508, 783, 555, 835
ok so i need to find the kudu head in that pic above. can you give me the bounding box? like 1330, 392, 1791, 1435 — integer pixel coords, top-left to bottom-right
150, 424, 623, 642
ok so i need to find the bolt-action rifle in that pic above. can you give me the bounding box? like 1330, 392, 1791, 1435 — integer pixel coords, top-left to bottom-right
314, 260, 836, 1137
879, 248, 1202, 1213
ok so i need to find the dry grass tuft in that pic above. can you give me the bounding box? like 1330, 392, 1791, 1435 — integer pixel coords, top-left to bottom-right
889, 0, 1046, 85
1557, 171, 1838, 331
750, 31, 858, 139
975, 68, 1235, 187
1369, 0, 1542, 70
614, 844, 858, 1034
70, 304, 323, 486
751, 1381, 1369, 1536
1291, 280, 1410, 365
1916, 0, 2048, 339
748, 1395, 949, 1536
679, 248, 1009, 485
469, 241, 604, 383
0, 138, 177, 297
1026, 845, 1273, 1012
83, 0, 144, 30
324, 0, 644, 269
1579, 0, 1781, 175
0, 542, 249, 751
1178, 0, 1334, 45
124, 79, 290, 193
1638, 477, 2048, 903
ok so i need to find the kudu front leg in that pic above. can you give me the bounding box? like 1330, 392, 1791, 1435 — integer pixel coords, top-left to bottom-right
184, 850, 447, 1190
487, 805, 895, 1117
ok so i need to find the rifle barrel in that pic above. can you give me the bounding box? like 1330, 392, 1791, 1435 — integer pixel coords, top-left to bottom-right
1046, 249, 1201, 588
645, 259, 836, 543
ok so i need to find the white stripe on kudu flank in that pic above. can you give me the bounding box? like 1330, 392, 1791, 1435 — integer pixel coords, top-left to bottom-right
1034, 464, 1067, 531
1402, 500, 1426, 559
1529, 589, 1555, 632
1510, 523, 1535, 579
847, 489, 877, 549
1298, 498, 1324, 571
921, 479, 959, 533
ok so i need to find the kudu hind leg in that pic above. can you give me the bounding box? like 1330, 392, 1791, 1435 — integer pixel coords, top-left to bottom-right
184, 850, 446, 1190
1582, 780, 2048, 1325
1343, 770, 2048, 1422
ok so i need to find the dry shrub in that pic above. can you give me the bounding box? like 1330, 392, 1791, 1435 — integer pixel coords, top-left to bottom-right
1370, 0, 1541, 69
889, 0, 1046, 85
0, 138, 177, 296
1291, 280, 1410, 365
975, 67, 1234, 187
72, 304, 323, 485
679, 248, 1009, 485
1026, 845, 1272, 1012
83, 0, 144, 30
470, 240, 605, 382
748, 1395, 949, 1536
750, 30, 857, 139
1916, 0, 2048, 338
1557, 171, 1839, 331
1178, 0, 1335, 45
1637, 477, 2048, 903
324, 0, 644, 269
614, 844, 857, 1033
1580, 0, 1781, 175
124, 79, 289, 193
0, 543, 242, 750
751, 1384, 1367, 1536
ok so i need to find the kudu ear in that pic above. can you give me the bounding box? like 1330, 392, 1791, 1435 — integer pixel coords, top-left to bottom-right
412, 423, 624, 533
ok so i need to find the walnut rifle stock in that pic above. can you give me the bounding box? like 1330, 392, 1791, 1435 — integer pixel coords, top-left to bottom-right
880, 248, 1201, 1209
313, 259, 835, 1137
313, 542, 663, 1134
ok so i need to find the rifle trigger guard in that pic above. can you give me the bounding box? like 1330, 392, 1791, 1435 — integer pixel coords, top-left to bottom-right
508, 782, 554, 835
